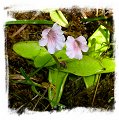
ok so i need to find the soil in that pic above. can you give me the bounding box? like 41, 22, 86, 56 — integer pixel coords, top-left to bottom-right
5, 7, 114, 114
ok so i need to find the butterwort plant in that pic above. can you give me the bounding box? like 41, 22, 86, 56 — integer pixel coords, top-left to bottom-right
13, 23, 115, 109
11, 10, 115, 110
38, 23, 89, 108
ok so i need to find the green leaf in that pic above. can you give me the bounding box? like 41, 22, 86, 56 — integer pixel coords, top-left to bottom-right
34, 47, 69, 68
6, 20, 54, 25
60, 56, 115, 76
83, 75, 95, 88
83, 74, 99, 88
88, 25, 110, 57
48, 69, 68, 108
50, 10, 68, 27
13, 41, 68, 68
34, 51, 53, 68
60, 56, 104, 76
55, 47, 69, 61
13, 41, 43, 60
100, 58, 115, 73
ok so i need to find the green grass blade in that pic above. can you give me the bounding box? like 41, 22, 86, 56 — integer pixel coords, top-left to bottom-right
19, 67, 35, 85
5, 20, 54, 25
81, 16, 108, 22
31, 85, 66, 108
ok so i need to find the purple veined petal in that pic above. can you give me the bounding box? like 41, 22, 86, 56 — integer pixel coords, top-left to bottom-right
66, 36, 88, 60
66, 36, 81, 59
47, 40, 56, 54
39, 23, 65, 54
47, 29, 57, 43
76, 36, 87, 45
39, 38, 48, 46
80, 44, 89, 52
42, 29, 50, 37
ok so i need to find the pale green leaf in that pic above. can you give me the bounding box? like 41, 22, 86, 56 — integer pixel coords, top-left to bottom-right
88, 25, 110, 57
13, 41, 42, 60
48, 69, 68, 108
60, 56, 104, 76
34, 48, 69, 67
50, 10, 68, 27
60, 56, 115, 76
99, 58, 115, 73
34, 52, 52, 68
83, 74, 99, 88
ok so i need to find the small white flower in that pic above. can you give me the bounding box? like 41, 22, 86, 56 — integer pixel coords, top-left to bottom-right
66, 36, 89, 60
39, 23, 65, 54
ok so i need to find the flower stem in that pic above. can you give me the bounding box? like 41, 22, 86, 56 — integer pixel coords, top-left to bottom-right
44, 46, 60, 69
51, 54, 60, 69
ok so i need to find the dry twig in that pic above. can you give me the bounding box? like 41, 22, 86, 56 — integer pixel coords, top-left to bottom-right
11, 12, 40, 38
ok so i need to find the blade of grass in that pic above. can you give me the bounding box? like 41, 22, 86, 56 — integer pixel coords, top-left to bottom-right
31, 86, 65, 107
81, 16, 108, 22
5, 20, 54, 25
20, 67, 30, 81
19, 67, 41, 87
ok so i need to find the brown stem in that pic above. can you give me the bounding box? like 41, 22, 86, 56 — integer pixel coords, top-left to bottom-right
91, 74, 101, 107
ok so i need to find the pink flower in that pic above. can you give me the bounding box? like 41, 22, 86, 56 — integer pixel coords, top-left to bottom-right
39, 23, 65, 54
66, 36, 89, 60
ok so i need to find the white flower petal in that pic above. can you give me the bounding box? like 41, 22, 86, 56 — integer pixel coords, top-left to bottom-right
80, 45, 89, 52
56, 41, 65, 50
39, 38, 48, 46
66, 36, 75, 49
42, 29, 50, 37
66, 50, 75, 59
66, 36, 81, 59
66, 36, 75, 43
52, 23, 63, 35
56, 35, 65, 50
52, 23, 61, 29
75, 49, 83, 59
76, 36, 87, 45
47, 42, 56, 54
56, 34, 65, 42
